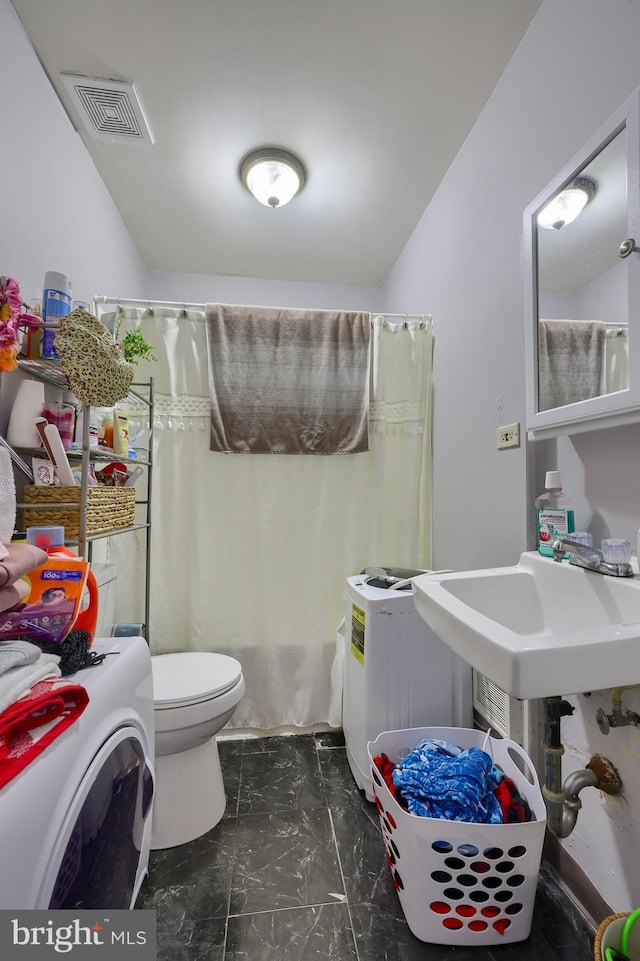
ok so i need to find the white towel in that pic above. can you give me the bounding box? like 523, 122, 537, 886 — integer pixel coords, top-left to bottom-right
0, 653, 61, 714
0, 640, 42, 677
0, 449, 16, 544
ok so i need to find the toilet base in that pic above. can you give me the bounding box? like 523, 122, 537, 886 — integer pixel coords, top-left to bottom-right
151, 737, 226, 849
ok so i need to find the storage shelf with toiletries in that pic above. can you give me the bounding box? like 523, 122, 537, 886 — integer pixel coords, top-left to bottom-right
10, 357, 154, 642
13, 445, 150, 468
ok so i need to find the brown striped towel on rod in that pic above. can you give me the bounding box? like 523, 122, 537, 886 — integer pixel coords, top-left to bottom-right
205, 303, 371, 454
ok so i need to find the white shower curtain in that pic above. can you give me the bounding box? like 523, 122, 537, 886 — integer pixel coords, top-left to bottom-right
605, 328, 629, 393
105, 305, 433, 730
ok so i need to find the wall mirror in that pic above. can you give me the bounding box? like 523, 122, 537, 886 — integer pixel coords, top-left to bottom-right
524, 88, 640, 438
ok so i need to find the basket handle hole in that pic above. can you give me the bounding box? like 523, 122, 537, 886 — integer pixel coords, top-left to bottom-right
507, 745, 536, 784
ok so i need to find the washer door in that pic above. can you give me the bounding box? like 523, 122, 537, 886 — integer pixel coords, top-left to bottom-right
39, 726, 154, 910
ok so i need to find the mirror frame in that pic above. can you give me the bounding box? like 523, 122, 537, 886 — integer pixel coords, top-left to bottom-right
524, 88, 640, 439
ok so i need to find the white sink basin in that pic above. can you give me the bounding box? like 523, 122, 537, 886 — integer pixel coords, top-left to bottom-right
412, 551, 640, 699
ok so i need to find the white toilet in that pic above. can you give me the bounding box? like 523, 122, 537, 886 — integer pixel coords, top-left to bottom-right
150, 651, 245, 849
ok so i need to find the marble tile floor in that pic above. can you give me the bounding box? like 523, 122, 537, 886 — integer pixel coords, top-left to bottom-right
136, 732, 596, 960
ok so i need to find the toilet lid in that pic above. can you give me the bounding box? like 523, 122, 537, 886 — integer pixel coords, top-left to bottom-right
152, 652, 243, 707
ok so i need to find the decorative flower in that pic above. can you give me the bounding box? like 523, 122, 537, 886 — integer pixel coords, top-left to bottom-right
0, 276, 41, 372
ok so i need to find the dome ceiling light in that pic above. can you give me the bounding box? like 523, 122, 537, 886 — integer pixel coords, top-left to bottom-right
537, 177, 597, 230
239, 147, 306, 208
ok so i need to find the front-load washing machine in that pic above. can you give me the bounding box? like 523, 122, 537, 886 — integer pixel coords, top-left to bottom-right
342, 569, 472, 800
0, 635, 154, 909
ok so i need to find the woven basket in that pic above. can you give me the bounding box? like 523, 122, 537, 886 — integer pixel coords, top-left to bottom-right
594, 913, 631, 961
21, 484, 135, 538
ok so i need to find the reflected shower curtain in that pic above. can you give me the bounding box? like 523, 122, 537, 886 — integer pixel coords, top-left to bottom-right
606, 328, 629, 393
107, 306, 433, 730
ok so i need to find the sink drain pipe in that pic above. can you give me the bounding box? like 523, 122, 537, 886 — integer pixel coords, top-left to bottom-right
542, 696, 621, 838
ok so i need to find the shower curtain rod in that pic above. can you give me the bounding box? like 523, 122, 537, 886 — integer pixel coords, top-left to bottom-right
372, 312, 432, 322
95, 296, 430, 324
96, 295, 205, 312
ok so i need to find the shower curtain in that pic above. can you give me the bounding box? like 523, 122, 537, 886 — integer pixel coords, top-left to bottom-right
105, 304, 433, 730
606, 328, 629, 393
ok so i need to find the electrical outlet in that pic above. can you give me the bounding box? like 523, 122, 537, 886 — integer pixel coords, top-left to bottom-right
496, 422, 520, 450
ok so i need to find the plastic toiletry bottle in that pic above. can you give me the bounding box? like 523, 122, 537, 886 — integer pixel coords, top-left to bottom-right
113, 409, 129, 456
535, 470, 575, 557
25, 525, 99, 642
73, 408, 99, 448
41, 271, 72, 359
26, 299, 42, 359
101, 412, 114, 450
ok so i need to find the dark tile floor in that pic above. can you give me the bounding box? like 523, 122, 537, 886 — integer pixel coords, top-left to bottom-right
136, 732, 596, 960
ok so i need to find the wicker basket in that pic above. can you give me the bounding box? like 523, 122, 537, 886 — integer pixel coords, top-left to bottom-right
21, 484, 136, 538
594, 913, 631, 961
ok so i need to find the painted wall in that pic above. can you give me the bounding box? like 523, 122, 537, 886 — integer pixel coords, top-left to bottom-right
0, 1, 149, 308
0, 0, 151, 445
148, 271, 384, 313
383, 0, 640, 913
539, 261, 627, 327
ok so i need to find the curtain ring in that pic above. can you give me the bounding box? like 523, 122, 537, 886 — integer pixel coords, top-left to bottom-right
116, 302, 124, 316
180, 304, 188, 318
146, 302, 154, 316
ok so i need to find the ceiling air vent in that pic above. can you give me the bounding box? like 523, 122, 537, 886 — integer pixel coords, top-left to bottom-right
60, 75, 154, 144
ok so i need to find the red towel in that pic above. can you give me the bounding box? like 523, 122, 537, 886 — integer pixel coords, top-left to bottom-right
0, 679, 89, 789
494, 774, 532, 823
374, 753, 408, 809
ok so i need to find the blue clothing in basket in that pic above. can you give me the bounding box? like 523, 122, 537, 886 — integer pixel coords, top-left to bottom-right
392, 738, 504, 824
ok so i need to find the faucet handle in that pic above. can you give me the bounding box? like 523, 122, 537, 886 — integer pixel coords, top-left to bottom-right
567, 531, 593, 547
601, 538, 632, 565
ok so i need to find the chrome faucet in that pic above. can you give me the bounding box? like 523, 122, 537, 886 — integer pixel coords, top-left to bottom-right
551, 537, 634, 577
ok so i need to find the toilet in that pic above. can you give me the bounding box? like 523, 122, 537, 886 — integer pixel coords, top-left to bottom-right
150, 651, 245, 849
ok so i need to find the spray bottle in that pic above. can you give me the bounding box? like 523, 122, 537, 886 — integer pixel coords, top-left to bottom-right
41, 271, 72, 359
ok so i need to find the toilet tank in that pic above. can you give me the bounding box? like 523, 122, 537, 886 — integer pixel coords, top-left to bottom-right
92, 563, 118, 638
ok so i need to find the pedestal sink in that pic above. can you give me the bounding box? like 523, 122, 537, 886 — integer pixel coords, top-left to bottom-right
412, 551, 640, 699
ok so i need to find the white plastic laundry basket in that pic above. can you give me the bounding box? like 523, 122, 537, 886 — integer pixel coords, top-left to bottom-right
368, 727, 547, 947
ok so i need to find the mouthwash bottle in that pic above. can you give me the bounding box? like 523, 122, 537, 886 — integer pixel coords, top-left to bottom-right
535, 470, 575, 557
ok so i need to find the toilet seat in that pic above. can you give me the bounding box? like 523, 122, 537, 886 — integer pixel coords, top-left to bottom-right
152, 652, 243, 708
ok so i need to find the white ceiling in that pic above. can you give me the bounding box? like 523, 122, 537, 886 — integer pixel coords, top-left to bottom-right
11, 0, 542, 287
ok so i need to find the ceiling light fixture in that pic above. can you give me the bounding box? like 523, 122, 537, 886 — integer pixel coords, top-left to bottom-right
239, 147, 306, 208
537, 177, 597, 230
